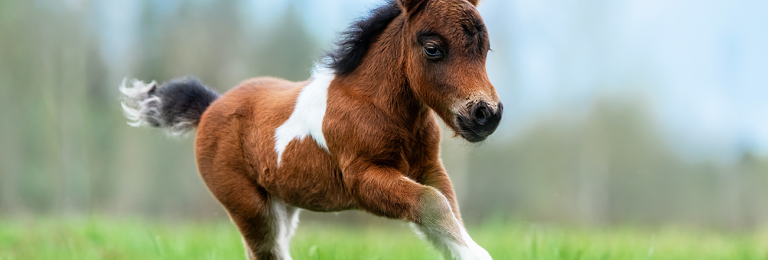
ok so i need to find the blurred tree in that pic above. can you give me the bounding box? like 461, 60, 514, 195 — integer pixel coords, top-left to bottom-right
0, 0, 34, 214
254, 4, 318, 81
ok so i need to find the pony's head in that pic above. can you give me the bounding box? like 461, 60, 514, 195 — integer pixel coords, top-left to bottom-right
399, 0, 502, 142
327, 0, 502, 142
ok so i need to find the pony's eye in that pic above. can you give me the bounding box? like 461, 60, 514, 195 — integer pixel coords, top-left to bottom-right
424, 45, 442, 58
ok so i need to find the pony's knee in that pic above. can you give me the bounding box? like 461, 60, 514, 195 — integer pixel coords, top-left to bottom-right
414, 187, 461, 235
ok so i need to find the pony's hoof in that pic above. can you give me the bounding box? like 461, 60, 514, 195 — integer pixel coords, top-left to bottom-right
456, 243, 492, 260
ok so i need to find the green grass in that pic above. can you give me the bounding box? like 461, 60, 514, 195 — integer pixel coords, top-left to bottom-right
2, 217, 768, 260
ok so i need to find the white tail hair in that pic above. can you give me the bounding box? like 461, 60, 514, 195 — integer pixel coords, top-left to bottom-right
118, 77, 219, 136
119, 78, 160, 127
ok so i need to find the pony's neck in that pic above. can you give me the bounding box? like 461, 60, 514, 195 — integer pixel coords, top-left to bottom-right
333, 16, 429, 125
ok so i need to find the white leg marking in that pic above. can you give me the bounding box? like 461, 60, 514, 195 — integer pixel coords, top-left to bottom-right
274, 66, 335, 166
270, 200, 299, 260
280, 206, 301, 257
411, 188, 492, 260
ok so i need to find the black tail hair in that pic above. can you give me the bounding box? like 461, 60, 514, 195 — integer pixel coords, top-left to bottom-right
119, 77, 220, 135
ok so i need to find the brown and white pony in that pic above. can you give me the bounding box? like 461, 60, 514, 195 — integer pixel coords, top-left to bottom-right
119, 0, 502, 259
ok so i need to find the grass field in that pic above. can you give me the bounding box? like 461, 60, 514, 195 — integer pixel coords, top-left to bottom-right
2, 217, 768, 260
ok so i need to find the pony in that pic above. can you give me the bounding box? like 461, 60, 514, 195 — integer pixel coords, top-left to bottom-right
119, 0, 502, 259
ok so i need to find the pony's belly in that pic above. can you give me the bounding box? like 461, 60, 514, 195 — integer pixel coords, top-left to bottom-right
265, 138, 355, 212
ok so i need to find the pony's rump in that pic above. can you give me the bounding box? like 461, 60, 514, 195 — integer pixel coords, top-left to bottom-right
119, 77, 219, 135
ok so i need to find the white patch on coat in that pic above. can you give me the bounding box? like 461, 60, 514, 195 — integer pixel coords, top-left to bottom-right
274, 66, 334, 166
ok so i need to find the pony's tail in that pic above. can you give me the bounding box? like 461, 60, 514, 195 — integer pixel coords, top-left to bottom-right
119, 77, 220, 136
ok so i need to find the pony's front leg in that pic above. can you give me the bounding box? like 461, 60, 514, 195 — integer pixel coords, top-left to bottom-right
346, 165, 492, 260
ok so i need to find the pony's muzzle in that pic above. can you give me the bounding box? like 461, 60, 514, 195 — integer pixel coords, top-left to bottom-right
457, 101, 503, 142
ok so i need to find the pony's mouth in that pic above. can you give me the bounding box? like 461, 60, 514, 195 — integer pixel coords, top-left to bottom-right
455, 101, 503, 143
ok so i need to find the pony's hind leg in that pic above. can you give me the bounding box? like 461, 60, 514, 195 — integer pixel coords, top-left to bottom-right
197, 164, 294, 260
196, 111, 296, 259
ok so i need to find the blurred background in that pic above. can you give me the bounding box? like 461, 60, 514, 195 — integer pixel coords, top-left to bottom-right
0, 0, 766, 230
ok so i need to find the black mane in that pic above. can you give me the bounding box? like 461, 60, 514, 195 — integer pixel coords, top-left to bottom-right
324, 1, 402, 75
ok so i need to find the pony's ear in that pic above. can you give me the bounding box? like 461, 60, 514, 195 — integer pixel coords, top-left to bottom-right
467, 0, 481, 6
397, 0, 427, 13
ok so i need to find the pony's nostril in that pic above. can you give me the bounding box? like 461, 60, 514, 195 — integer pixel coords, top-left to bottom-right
473, 104, 490, 125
